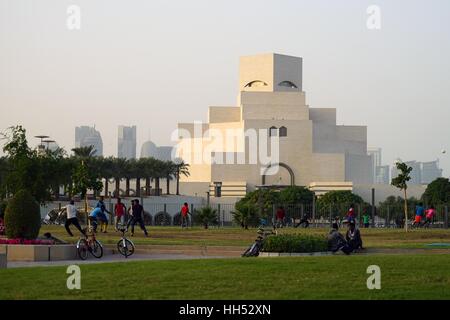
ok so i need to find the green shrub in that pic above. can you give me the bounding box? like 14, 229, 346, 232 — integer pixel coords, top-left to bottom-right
262, 234, 328, 253
4, 189, 41, 239
193, 206, 218, 229
232, 204, 259, 229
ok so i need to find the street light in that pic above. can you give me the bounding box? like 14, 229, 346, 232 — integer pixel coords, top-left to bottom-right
42, 139, 56, 150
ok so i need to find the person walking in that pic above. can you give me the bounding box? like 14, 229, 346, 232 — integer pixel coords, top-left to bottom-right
362, 210, 370, 228
126, 199, 148, 237
180, 202, 190, 228
64, 200, 86, 237
114, 198, 127, 231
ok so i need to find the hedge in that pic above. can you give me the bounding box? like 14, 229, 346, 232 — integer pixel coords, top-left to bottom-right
262, 234, 328, 253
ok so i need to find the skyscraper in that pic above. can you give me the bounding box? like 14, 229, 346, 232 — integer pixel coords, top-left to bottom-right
367, 147, 382, 183
75, 126, 103, 156
421, 160, 443, 184
118, 125, 137, 159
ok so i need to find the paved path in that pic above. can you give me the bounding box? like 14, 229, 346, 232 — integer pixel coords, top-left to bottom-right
7, 253, 231, 269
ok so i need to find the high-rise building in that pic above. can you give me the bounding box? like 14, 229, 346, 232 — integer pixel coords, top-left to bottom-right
140, 140, 173, 161
391, 160, 423, 185
118, 125, 137, 159
368, 147, 382, 183
375, 165, 390, 184
421, 160, 443, 184
75, 126, 103, 156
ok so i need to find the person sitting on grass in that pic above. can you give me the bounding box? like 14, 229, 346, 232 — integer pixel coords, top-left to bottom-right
327, 224, 352, 254
346, 221, 364, 251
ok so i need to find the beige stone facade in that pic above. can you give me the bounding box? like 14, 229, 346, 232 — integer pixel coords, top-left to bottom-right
176, 53, 372, 197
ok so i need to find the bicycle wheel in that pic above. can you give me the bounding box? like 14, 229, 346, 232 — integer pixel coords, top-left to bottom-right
77, 239, 89, 260
117, 238, 135, 258
90, 240, 104, 258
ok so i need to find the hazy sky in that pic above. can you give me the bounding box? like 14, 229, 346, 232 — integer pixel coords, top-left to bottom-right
1, 0, 449, 175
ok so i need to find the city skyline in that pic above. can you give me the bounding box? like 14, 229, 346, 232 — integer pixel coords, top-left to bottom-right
1, 0, 450, 177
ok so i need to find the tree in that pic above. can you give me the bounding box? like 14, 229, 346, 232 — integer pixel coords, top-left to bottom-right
194, 206, 218, 229
162, 161, 176, 195
231, 203, 258, 229
4, 189, 41, 240
422, 177, 450, 205
71, 145, 96, 158
1, 126, 61, 204
174, 160, 190, 195
391, 161, 413, 232
316, 190, 364, 211
152, 160, 166, 196
112, 158, 127, 197
279, 186, 314, 204
72, 160, 103, 219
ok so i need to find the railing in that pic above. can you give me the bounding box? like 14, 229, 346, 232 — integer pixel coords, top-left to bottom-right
40, 201, 450, 229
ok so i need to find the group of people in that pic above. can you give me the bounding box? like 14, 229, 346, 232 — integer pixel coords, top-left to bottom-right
413, 203, 436, 227
64, 196, 149, 237
328, 219, 364, 255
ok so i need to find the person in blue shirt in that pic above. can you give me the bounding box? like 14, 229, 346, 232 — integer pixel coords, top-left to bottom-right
89, 207, 103, 232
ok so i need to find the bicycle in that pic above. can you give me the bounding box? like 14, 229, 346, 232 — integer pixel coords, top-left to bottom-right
242, 227, 277, 257
76, 226, 104, 260
116, 224, 135, 258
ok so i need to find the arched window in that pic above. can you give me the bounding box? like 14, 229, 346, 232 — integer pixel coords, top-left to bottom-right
245, 80, 268, 88
279, 126, 287, 137
278, 81, 298, 89
269, 126, 278, 137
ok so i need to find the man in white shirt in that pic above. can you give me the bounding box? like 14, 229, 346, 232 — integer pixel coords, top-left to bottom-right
64, 200, 85, 236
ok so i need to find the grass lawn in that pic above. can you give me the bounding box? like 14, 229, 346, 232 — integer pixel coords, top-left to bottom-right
39, 225, 450, 249
1, 254, 450, 299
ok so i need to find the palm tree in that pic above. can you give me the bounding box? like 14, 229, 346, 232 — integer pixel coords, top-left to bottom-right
71, 145, 96, 158
98, 157, 114, 197
112, 158, 127, 197
152, 160, 166, 196
194, 206, 218, 229
162, 161, 176, 195
174, 160, 190, 195
143, 158, 155, 196
134, 158, 147, 197
123, 159, 134, 197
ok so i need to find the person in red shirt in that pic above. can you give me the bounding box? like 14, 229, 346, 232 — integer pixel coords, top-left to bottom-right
114, 198, 127, 231
181, 202, 190, 228
276, 206, 286, 228
346, 204, 355, 223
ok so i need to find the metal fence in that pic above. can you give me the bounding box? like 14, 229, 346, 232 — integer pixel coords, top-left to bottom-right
39, 200, 450, 229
